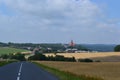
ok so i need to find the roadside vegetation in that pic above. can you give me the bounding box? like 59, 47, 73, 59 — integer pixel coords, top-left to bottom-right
34, 62, 103, 80
0, 53, 26, 61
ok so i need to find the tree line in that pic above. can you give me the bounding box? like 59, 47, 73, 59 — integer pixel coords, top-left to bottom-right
28, 53, 76, 62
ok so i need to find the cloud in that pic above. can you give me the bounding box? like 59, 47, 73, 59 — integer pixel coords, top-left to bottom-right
0, 0, 119, 43
0, 0, 102, 31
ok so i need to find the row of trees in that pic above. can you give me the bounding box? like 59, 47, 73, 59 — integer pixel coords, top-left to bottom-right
28, 52, 76, 62
0, 51, 76, 62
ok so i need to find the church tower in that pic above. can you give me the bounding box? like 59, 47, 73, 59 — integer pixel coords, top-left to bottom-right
69, 40, 75, 48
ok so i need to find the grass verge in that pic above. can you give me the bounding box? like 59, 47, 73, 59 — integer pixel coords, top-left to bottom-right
34, 62, 104, 80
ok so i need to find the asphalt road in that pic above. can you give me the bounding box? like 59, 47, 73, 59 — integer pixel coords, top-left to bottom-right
0, 62, 59, 80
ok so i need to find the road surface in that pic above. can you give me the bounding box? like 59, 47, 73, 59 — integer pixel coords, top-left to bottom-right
0, 62, 59, 80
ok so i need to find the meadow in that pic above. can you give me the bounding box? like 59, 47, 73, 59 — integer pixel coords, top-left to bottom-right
0, 47, 28, 55
38, 61, 120, 80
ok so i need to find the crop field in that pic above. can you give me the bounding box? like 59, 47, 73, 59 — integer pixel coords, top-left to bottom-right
44, 52, 120, 62
38, 61, 120, 80
0, 47, 28, 55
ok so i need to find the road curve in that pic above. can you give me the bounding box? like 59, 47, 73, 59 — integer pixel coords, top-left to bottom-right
0, 62, 59, 80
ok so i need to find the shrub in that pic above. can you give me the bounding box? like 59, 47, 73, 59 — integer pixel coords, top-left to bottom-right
78, 58, 93, 62
95, 60, 101, 62
11, 53, 26, 61
28, 53, 46, 60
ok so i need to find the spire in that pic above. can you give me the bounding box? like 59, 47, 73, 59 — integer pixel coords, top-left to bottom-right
69, 40, 75, 47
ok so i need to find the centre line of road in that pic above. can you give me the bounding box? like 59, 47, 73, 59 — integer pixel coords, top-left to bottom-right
17, 63, 23, 80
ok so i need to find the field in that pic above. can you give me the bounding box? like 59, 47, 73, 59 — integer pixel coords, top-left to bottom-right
0, 47, 28, 55
38, 61, 120, 80
44, 52, 120, 62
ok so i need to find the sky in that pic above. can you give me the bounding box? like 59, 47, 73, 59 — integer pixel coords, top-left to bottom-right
0, 0, 120, 44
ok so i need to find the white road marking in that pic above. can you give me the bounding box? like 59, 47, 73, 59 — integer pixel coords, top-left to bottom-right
17, 77, 20, 80
19, 63, 23, 73
18, 73, 21, 76
17, 63, 23, 80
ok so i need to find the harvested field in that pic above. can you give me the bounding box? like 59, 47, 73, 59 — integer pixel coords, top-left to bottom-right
44, 52, 120, 62
38, 61, 120, 80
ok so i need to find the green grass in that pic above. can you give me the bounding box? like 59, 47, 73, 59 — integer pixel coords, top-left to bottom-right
34, 62, 104, 80
0, 47, 28, 55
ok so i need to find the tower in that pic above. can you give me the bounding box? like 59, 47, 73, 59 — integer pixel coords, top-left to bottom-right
69, 40, 75, 47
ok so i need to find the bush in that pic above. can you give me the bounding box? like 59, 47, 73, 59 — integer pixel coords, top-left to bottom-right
95, 60, 101, 62
28, 53, 46, 60
11, 53, 26, 61
0, 54, 9, 59
78, 58, 93, 62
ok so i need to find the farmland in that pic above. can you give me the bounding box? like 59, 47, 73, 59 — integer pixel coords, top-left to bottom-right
38, 61, 120, 80
0, 47, 28, 55
44, 52, 120, 62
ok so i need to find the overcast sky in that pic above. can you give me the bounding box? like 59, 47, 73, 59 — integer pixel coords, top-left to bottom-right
0, 0, 120, 44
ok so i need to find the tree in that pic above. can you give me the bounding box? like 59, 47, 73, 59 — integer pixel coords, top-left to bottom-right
11, 53, 26, 61
28, 53, 46, 60
1, 54, 9, 59
114, 45, 120, 52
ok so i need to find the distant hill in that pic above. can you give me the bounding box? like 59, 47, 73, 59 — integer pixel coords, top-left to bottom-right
81, 44, 116, 52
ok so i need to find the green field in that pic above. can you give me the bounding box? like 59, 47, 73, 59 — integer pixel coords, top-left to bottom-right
0, 47, 28, 55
